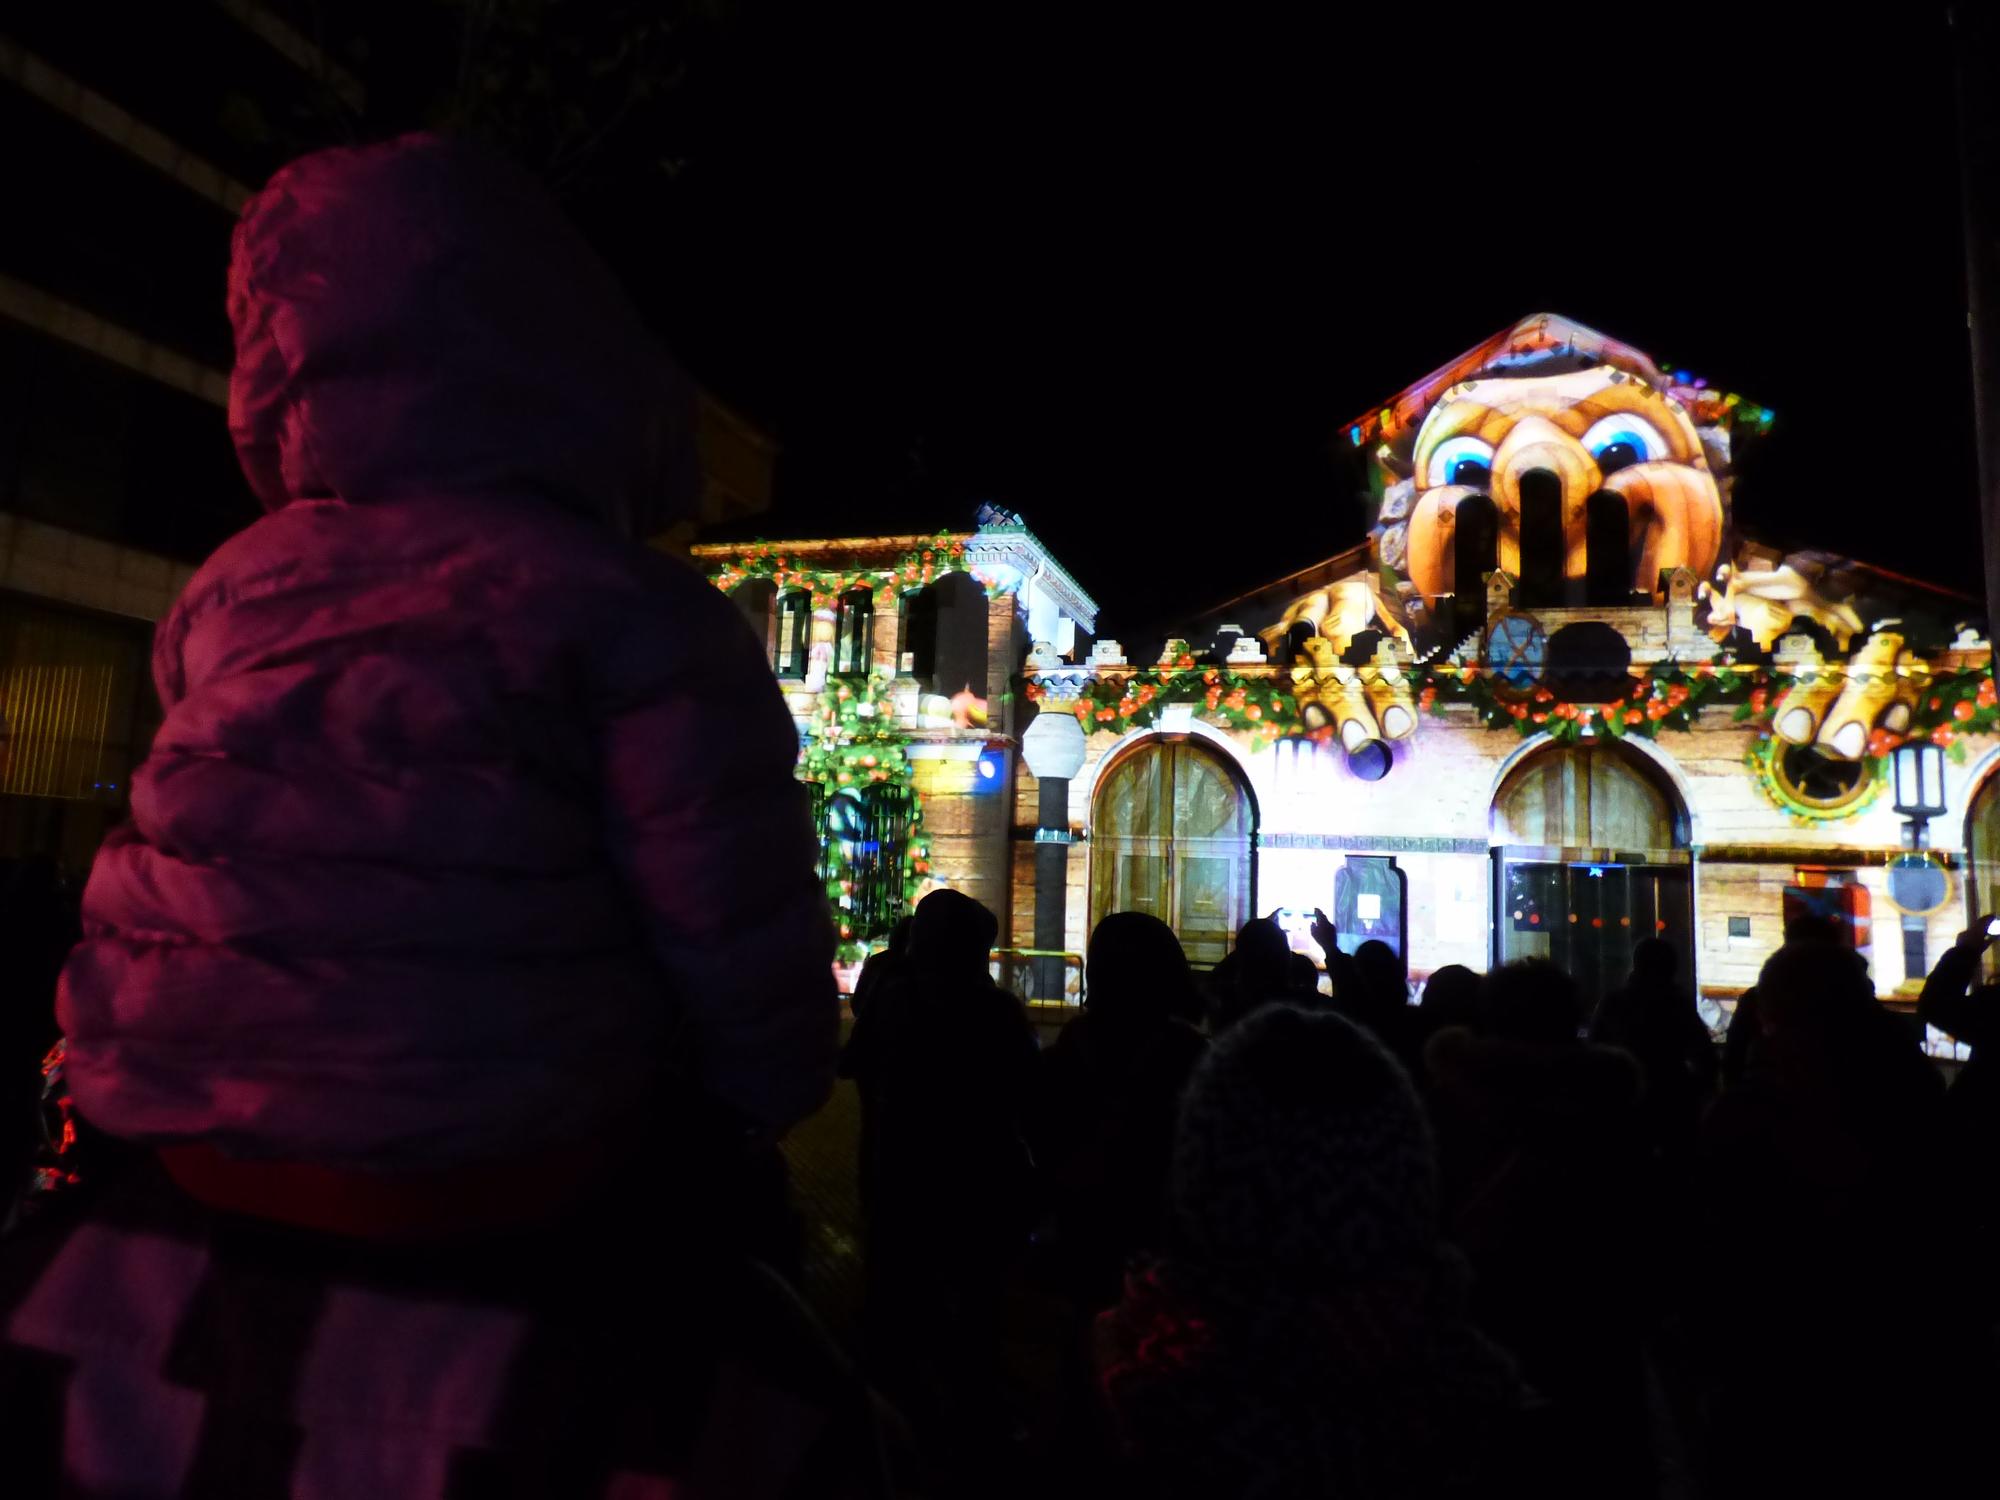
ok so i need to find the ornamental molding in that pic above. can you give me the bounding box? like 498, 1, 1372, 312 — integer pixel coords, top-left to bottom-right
693, 523, 1100, 630
960, 528, 1099, 630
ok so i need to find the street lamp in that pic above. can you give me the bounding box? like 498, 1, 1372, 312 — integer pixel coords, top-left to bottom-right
1887, 739, 1952, 991
1891, 739, 1948, 838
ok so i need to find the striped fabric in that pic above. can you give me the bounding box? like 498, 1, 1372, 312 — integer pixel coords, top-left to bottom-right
0, 1166, 890, 1499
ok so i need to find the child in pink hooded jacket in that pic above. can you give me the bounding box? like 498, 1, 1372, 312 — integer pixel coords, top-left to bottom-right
0, 135, 873, 1500
61, 132, 837, 1196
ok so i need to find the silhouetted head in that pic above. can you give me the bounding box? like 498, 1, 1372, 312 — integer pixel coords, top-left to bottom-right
1631, 937, 1678, 983
1288, 952, 1321, 997
1087, 912, 1199, 1027
884, 915, 915, 959
1754, 939, 1876, 1040
1480, 958, 1584, 1044
1419, 964, 1482, 1028
1354, 940, 1406, 1003
1170, 1005, 1434, 1283
906, 889, 999, 980
1232, 918, 1292, 1000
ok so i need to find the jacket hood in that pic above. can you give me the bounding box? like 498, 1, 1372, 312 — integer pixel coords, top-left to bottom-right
226, 132, 698, 537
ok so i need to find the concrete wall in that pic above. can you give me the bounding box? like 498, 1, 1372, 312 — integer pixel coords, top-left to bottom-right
0, 512, 197, 623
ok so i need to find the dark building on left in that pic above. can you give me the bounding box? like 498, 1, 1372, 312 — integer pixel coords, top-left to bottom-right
0, 5, 772, 876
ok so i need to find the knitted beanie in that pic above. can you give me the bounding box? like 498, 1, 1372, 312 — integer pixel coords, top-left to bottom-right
1169, 1003, 1436, 1282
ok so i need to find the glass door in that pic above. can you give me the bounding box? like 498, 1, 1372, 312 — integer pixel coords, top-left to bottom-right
1494, 854, 1694, 1017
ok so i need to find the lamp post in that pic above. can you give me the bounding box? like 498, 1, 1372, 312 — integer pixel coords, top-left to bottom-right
1889, 740, 1951, 987
1892, 740, 1949, 838
1020, 709, 1087, 1003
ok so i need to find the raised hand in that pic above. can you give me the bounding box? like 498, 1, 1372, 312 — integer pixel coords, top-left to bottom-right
1310, 907, 1339, 960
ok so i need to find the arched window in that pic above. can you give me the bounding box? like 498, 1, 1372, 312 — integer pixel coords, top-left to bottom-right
1452, 494, 1499, 638
1517, 468, 1566, 607
1492, 741, 1692, 1012
898, 588, 937, 678
773, 591, 811, 679
1091, 737, 1256, 968
1493, 741, 1687, 852
1584, 490, 1631, 606
833, 589, 873, 677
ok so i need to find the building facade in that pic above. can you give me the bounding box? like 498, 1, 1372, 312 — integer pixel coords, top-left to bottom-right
693, 519, 1099, 989
717, 317, 2000, 1031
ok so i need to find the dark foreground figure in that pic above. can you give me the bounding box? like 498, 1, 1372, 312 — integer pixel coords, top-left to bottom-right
1094, 1003, 1531, 1499
1030, 911, 1207, 1313
0, 133, 874, 1497
1426, 959, 1654, 1496
1694, 939, 1991, 1500
839, 889, 1038, 1486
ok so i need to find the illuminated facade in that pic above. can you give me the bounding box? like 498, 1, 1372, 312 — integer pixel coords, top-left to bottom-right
693, 519, 1099, 984
710, 316, 1998, 1027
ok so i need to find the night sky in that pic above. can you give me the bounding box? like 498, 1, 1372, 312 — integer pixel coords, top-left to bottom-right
566, 9, 1980, 635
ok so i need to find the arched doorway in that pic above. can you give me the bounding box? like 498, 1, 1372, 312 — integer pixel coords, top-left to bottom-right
1492, 740, 1693, 1012
1091, 736, 1256, 968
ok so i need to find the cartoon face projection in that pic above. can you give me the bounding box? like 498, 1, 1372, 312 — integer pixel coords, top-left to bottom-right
1400, 366, 1723, 605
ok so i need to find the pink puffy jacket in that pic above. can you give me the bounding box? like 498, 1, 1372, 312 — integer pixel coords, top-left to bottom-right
56, 134, 836, 1170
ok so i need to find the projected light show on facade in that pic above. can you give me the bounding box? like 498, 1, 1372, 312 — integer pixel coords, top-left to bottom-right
707, 315, 1999, 1028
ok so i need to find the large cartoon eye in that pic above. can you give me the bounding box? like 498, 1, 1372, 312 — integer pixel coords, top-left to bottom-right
1582, 414, 1669, 476
1425, 434, 1495, 489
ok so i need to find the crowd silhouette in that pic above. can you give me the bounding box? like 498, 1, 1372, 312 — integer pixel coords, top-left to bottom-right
826, 895, 1999, 1498
0, 131, 1995, 1499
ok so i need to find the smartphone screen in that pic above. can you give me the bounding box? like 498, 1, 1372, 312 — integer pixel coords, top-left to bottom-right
1272, 909, 1326, 963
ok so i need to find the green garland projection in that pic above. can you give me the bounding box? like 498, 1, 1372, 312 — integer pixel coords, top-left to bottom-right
1026, 657, 1999, 765
1425, 659, 1750, 743
800, 675, 932, 961
710, 533, 1015, 610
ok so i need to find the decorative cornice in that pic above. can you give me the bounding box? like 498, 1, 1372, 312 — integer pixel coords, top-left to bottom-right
962, 527, 1098, 631
694, 524, 1100, 630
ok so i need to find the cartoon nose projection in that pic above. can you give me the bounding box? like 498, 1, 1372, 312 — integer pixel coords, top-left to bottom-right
1400, 363, 1725, 607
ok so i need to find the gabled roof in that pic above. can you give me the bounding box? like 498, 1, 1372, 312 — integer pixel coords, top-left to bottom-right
1179, 541, 1374, 639
1339, 312, 1773, 454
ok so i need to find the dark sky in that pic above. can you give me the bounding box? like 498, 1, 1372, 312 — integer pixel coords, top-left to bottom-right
570, 8, 1980, 635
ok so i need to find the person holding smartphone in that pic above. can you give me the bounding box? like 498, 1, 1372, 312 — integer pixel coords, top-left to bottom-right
1919, 917, 2000, 1250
